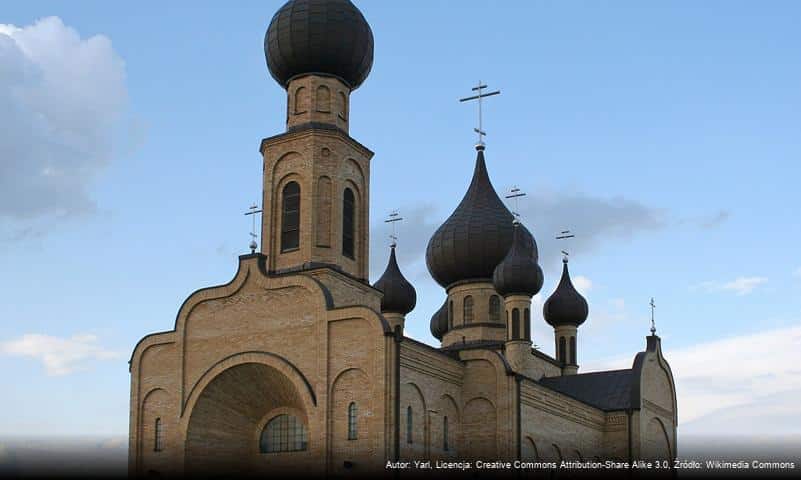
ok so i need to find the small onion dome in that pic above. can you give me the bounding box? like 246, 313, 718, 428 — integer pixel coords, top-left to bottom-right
429, 300, 448, 340
426, 146, 539, 288
264, 0, 374, 90
492, 222, 544, 297
543, 259, 589, 327
373, 245, 417, 315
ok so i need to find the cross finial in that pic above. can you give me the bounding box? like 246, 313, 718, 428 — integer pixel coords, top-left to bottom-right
505, 186, 526, 222
244, 203, 263, 254
384, 210, 403, 248
459, 81, 501, 147
556, 230, 576, 261
649, 297, 657, 335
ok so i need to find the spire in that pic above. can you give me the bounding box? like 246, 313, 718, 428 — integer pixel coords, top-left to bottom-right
372, 245, 417, 315
543, 257, 589, 327
492, 222, 544, 297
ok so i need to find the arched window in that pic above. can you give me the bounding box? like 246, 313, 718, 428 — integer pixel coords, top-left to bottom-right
281, 182, 300, 252
293, 86, 307, 114
339, 91, 348, 120
463, 296, 474, 324
524, 308, 531, 340
154, 418, 163, 452
448, 301, 453, 329
406, 406, 413, 444
559, 336, 567, 364
489, 295, 501, 323
570, 336, 577, 365
259, 414, 308, 453
347, 402, 358, 440
342, 188, 355, 259
511, 308, 521, 340
316, 85, 331, 112
443, 416, 449, 451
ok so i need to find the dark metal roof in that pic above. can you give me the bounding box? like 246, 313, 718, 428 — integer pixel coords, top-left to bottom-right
426, 146, 538, 288
429, 300, 448, 340
539, 369, 633, 411
264, 0, 374, 90
372, 245, 417, 315
493, 222, 544, 297
543, 259, 589, 327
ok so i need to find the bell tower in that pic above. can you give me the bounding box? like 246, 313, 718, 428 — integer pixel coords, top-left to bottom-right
259, 0, 374, 282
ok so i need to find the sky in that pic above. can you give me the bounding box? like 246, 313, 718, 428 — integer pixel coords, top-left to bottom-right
1, 1, 800, 440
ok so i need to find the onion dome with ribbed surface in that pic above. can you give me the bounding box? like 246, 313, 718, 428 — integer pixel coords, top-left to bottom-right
429, 300, 448, 340
543, 259, 589, 327
492, 222, 544, 297
373, 245, 417, 315
265, 0, 374, 90
426, 146, 539, 288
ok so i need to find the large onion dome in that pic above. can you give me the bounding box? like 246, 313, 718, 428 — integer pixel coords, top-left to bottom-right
373, 245, 417, 315
543, 259, 589, 327
493, 222, 544, 297
429, 300, 448, 340
264, 0, 374, 90
426, 146, 538, 288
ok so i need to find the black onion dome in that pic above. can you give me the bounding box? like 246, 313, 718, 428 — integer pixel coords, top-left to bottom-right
492, 223, 544, 297
429, 300, 448, 340
265, 0, 374, 90
426, 146, 538, 288
373, 246, 417, 315
543, 259, 589, 327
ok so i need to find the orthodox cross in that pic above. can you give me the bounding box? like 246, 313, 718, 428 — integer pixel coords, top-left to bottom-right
505, 186, 526, 222
384, 210, 403, 247
649, 297, 657, 335
556, 230, 575, 261
244, 203, 263, 254
459, 81, 500, 147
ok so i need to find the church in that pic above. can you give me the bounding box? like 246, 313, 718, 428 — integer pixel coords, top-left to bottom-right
128, 0, 678, 476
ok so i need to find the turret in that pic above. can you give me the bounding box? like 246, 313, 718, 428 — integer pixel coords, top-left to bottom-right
492, 221, 543, 373
373, 244, 417, 331
543, 256, 588, 375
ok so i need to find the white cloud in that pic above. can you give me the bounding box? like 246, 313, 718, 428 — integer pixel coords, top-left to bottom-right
587, 324, 801, 435
0, 17, 128, 222
572, 275, 592, 294
696, 276, 768, 296
0, 333, 121, 375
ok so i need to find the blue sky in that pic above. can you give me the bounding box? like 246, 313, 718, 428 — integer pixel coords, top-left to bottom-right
1, 1, 800, 438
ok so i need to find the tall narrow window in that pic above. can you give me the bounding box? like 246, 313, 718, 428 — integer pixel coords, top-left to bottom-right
559, 336, 567, 364
154, 418, 163, 452
443, 416, 449, 451
448, 301, 453, 329
463, 296, 474, 324
342, 188, 355, 259
316, 85, 331, 112
339, 91, 348, 120
259, 414, 308, 453
570, 336, 577, 365
489, 295, 501, 323
511, 308, 521, 340
524, 308, 531, 340
347, 402, 358, 440
294, 86, 307, 114
281, 182, 300, 252
406, 406, 413, 444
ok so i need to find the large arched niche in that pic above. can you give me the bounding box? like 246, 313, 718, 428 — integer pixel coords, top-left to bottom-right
184, 357, 315, 475
643, 416, 672, 461
400, 382, 427, 459
328, 368, 373, 473
462, 397, 497, 459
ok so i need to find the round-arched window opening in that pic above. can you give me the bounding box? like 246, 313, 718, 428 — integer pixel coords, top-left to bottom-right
259, 414, 308, 453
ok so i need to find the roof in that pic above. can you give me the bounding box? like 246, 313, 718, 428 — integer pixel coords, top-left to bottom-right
539, 369, 634, 411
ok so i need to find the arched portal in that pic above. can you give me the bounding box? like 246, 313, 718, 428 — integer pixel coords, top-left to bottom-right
185, 362, 311, 475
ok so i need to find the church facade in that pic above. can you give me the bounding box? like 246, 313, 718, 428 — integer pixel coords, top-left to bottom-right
128, 0, 678, 476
